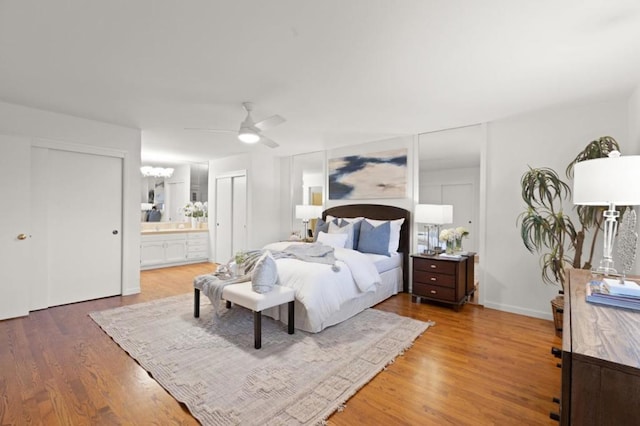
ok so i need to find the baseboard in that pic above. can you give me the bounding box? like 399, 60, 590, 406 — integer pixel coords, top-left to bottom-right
122, 286, 141, 296
483, 301, 553, 321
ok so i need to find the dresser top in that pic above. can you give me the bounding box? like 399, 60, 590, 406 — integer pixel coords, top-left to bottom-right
411, 253, 474, 263
566, 269, 640, 369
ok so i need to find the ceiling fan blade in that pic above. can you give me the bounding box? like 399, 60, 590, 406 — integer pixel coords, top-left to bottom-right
260, 136, 279, 148
184, 127, 236, 134
254, 114, 286, 131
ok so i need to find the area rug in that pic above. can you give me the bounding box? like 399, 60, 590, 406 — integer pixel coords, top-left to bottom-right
90, 293, 432, 425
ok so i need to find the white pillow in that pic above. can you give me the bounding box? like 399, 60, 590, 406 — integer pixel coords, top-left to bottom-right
364, 218, 405, 253
317, 231, 348, 249
251, 250, 278, 294
328, 221, 355, 249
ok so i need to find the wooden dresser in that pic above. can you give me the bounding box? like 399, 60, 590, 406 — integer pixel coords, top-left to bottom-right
560, 269, 640, 425
411, 254, 467, 310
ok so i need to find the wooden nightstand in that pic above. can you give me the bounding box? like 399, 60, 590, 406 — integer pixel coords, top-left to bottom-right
411, 254, 467, 310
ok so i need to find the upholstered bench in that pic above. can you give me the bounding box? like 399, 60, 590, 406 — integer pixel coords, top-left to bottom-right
194, 282, 295, 349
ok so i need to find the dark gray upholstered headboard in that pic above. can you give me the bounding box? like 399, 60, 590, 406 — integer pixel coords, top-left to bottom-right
323, 204, 410, 292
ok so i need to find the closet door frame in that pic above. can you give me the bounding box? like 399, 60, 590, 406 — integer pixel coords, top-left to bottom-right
30, 139, 131, 307
214, 169, 247, 264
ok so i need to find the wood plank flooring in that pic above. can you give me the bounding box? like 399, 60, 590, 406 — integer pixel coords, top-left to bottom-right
0, 263, 562, 425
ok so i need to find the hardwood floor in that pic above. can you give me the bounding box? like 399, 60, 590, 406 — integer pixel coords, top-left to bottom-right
0, 263, 561, 425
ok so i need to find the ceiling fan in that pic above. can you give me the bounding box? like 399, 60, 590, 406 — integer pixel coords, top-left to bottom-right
187, 102, 285, 148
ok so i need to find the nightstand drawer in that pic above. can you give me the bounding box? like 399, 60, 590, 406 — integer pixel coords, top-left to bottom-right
413, 270, 456, 288
413, 283, 456, 302
413, 258, 456, 275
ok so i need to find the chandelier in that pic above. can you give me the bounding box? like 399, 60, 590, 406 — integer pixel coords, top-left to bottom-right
140, 166, 174, 178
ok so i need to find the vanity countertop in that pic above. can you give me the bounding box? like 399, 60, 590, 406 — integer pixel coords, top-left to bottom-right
141, 228, 208, 235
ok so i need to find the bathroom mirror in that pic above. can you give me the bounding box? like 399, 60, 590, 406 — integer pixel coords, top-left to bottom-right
141, 162, 208, 222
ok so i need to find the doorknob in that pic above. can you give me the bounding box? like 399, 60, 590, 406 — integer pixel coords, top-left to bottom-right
17, 233, 28, 240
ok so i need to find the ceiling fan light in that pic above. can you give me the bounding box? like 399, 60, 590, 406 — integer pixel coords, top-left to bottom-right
238, 129, 260, 144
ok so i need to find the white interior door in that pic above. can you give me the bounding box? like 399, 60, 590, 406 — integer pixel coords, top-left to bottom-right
443, 183, 475, 252
167, 180, 188, 222
215, 176, 232, 263
232, 175, 247, 255
36, 148, 123, 307
0, 137, 31, 319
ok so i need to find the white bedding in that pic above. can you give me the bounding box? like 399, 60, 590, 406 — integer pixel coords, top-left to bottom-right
364, 252, 402, 274
262, 241, 381, 331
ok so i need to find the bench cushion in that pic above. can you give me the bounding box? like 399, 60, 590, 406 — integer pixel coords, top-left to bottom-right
222, 282, 295, 312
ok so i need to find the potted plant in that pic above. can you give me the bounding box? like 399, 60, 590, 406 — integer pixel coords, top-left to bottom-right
517, 136, 621, 332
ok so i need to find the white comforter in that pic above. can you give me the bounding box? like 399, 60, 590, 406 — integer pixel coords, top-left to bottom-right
262, 242, 381, 330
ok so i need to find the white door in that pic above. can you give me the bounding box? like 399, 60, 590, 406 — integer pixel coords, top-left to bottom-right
167, 180, 188, 222
215, 177, 233, 263
443, 183, 475, 252
232, 175, 247, 255
0, 137, 31, 320
34, 147, 123, 307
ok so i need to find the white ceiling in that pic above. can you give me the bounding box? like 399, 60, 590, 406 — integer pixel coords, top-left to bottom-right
1, 0, 639, 166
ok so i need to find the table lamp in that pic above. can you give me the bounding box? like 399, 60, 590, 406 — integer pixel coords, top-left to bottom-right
295, 205, 323, 241
573, 151, 640, 274
415, 204, 453, 254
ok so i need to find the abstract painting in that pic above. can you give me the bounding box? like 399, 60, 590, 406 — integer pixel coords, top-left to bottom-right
328, 148, 407, 199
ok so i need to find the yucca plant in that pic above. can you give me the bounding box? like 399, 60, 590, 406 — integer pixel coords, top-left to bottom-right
518, 136, 621, 291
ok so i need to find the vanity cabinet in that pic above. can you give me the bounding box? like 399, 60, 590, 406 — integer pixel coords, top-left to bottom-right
141, 231, 209, 269
186, 232, 209, 260
411, 254, 467, 310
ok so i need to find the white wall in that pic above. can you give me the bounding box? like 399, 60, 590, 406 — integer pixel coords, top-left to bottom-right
209, 150, 281, 259
0, 100, 142, 296
484, 97, 629, 319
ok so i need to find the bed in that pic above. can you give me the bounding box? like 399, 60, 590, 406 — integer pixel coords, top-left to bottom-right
259, 204, 411, 333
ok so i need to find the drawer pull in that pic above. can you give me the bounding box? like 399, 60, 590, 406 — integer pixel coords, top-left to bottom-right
430, 278, 437, 281
430, 265, 437, 269
430, 290, 437, 294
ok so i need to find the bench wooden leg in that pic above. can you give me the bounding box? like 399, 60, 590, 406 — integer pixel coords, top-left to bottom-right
254, 310, 262, 349
194, 289, 200, 318
288, 301, 295, 334
226, 300, 232, 309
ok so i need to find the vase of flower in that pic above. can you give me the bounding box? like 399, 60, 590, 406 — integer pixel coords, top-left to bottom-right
446, 239, 455, 254
190, 217, 197, 228
454, 236, 463, 252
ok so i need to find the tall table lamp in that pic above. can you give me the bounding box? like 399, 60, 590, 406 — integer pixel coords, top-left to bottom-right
573, 152, 640, 274
415, 204, 453, 254
295, 205, 323, 241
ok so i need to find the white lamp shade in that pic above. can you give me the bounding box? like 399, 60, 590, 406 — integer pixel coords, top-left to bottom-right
415, 204, 453, 224
295, 205, 323, 220
573, 155, 640, 205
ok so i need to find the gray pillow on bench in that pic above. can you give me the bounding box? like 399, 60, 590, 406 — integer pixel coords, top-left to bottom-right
252, 250, 278, 293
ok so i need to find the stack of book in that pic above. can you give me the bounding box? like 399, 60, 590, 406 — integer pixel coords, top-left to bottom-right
586, 278, 640, 311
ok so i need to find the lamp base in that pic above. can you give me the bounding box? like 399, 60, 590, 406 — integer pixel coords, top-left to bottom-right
595, 257, 617, 276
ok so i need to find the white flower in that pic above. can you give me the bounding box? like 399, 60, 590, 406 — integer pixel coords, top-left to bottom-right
180, 201, 208, 218
456, 227, 469, 237
439, 228, 454, 242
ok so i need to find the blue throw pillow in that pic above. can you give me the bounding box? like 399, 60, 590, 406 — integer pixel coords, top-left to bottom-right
357, 220, 391, 256
313, 218, 329, 241
340, 219, 362, 250
313, 218, 340, 241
